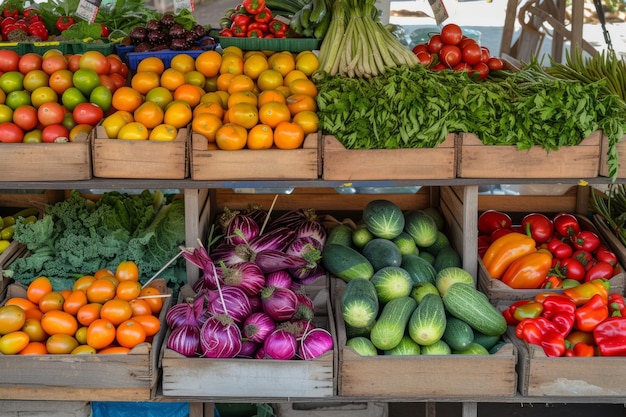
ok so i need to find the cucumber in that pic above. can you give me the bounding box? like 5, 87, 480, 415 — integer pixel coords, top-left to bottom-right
408, 293, 446, 346
442, 283, 507, 336
370, 296, 417, 351
433, 246, 462, 272
362, 199, 405, 240
422, 206, 446, 231
435, 266, 474, 296
370, 266, 413, 303
384, 335, 420, 356
326, 223, 354, 247
423, 231, 450, 256
322, 243, 374, 282
392, 231, 419, 256
420, 339, 451, 355
453, 342, 490, 355
346, 337, 378, 356
418, 251, 436, 265
404, 209, 438, 248
410, 282, 440, 304
352, 225, 374, 249
340, 278, 379, 328
346, 320, 375, 339
362, 238, 402, 271
401, 253, 437, 285
472, 331, 502, 351
442, 317, 475, 351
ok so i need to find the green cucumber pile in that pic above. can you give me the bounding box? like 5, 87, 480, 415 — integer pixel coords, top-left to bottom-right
321, 199, 507, 356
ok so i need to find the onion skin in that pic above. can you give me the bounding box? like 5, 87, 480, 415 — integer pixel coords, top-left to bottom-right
238, 340, 260, 358
263, 328, 297, 360
199, 314, 242, 358
225, 213, 260, 245
261, 286, 298, 322
299, 327, 334, 360
168, 324, 200, 357
243, 312, 276, 343
221, 261, 265, 296
268, 208, 318, 231
255, 249, 312, 274
166, 297, 204, 329
207, 286, 252, 324
265, 270, 294, 289
296, 220, 327, 246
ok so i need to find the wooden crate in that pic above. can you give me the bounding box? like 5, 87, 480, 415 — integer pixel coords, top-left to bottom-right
593, 212, 626, 281
457, 131, 601, 178
160, 282, 336, 399
321, 134, 456, 180
92, 125, 189, 179
0, 400, 90, 417
509, 327, 626, 396
333, 278, 518, 398
272, 401, 388, 417
599, 133, 626, 178
191, 132, 320, 180
0, 280, 170, 401
0, 133, 91, 181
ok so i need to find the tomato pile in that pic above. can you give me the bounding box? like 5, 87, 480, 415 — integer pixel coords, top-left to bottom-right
411, 23, 504, 79
0, 49, 129, 144
0, 260, 165, 355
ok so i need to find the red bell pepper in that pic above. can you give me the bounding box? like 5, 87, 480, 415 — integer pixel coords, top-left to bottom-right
502, 299, 532, 325
552, 212, 580, 238
585, 261, 614, 282
516, 317, 566, 357
571, 230, 601, 253
593, 316, 626, 356
608, 293, 626, 317
574, 293, 609, 332
269, 18, 288, 38
230, 21, 248, 37
541, 295, 576, 336
27, 21, 49, 41
513, 301, 544, 322
219, 28, 234, 37
2, 4, 19, 19
595, 245, 617, 267
478, 210, 512, 235
563, 278, 610, 306
56, 16, 76, 32
547, 237, 573, 259
247, 27, 264, 37
242, 0, 266, 15
255, 7, 273, 23
522, 213, 554, 244
232, 12, 251, 26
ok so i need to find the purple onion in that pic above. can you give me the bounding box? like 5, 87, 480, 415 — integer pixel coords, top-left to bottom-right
261, 286, 298, 322
225, 213, 260, 245
168, 324, 200, 357
268, 208, 318, 231
207, 286, 252, 324
221, 261, 265, 296
199, 314, 242, 358
285, 237, 322, 279
263, 328, 297, 360
292, 263, 327, 285
296, 220, 327, 246
248, 294, 262, 313
249, 227, 296, 253
265, 270, 293, 289
255, 249, 312, 274
238, 340, 260, 358
294, 292, 315, 321
255, 346, 266, 359
166, 296, 205, 329
182, 245, 213, 270
285, 319, 316, 338
192, 263, 223, 293
299, 327, 334, 360
243, 312, 276, 343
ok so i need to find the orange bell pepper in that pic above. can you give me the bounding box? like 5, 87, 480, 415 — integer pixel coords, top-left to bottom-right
563, 278, 610, 306
482, 232, 537, 279
501, 251, 553, 289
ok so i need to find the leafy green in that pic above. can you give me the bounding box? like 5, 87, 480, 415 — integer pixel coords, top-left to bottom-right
4, 190, 187, 292
95, 0, 161, 37
61, 21, 105, 40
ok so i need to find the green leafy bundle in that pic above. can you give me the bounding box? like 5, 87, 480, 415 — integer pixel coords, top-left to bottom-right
4, 190, 187, 292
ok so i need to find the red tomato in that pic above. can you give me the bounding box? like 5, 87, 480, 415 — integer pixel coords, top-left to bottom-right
41, 124, 69, 143
412, 43, 429, 55
453, 62, 472, 72
0, 50, 20, 73
481, 47, 491, 63
12, 105, 38, 131
416, 51, 434, 66
439, 45, 462, 68
73, 102, 104, 126
458, 37, 477, 49
79, 51, 110, 75
440, 23, 463, 45
37, 102, 66, 126
0, 122, 25, 143
427, 34, 444, 54
472, 62, 490, 80
462, 43, 483, 65
487, 57, 505, 71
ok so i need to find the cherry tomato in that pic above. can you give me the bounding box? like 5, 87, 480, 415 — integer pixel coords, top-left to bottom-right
415, 51, 434, 66
462, 43, 483, 65
487, 57, 505, 71
427, 34, 444, 54
439, 45, 462, 68
440, 23, 463, 45
472, 62, 490, 80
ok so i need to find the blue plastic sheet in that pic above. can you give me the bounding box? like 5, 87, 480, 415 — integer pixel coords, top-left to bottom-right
91, 402, 189, 417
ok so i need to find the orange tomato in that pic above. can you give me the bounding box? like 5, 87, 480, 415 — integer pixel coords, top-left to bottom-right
100, 299, 133, 326
79, 51, 110, 75
133, 101, 164, 129
48, 69, 74, 95
171, 53, 196, 74
192, 113, 223, 143
112, 86, 144, 113
273, 121, 305, 149
86, 318, 116, 350
283, 70, 307, 87
71, 345, 97, 355
5, 297, 38, 311
24, 309, 43, 320
136, 57, 165, 75
216, 72, 235, 92
102, 110, 134, 138
215, 123, 248, 150
163, 100, 192, 129
258, 89, 286, 107
195, 50, 222, 78
145, 86, 174, 110
19, 53, 43, 74
41, 310, 78, 336
160, 68, 186, 91
46, 333, 79, 354
94, 269, 115, 280
243, 53, 269, 80
0, 305, 26, 335
173, 83, 203, 107
22, 69, 49, 92
227, 90, 257, 108
41, 55, 68, 75
219, 53, 244, 75
27, 276, 53, 304
228, 102, 258, 129
184, 70, 206, 88
76, 303, 103, 326
227, 74, 255, 94
86, 278, 117, 304
292, 110, 319, 135
117, 121, 149, 140
116, 319, 147, 348
258, 101, 291, 128
269, 52, 295, 76
295, 51, 319, 76
286, 94, 317, 115
63, 290, 88, 316
256, 69, 283, 91
0, 331, 30, 354
116, 280, 143, 301
139, 286, 164, 314
22, 317, 48, 342
75, 326, 88, 345
19, 341, 49, 354
98, 346, 131, 354
247, 124, 274, 150
193, 101, 224, 119
69, 123, 93, 142
132, 314, 161, 337
73, 275, 96, 292
37, 101, 65, 126
131, 71, 161, 95
38, 291, 66, 313
149, 123, 178, 141
288, 78, 318, 97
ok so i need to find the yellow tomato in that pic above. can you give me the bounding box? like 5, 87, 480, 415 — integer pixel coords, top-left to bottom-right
102, 110, 134, 138
149, 124, 178, 141
117, 122, 149, 140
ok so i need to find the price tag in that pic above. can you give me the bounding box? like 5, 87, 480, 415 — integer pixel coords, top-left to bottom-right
428, 0, 449, 26
174, 0, 195, 13
76, 0, 101, 23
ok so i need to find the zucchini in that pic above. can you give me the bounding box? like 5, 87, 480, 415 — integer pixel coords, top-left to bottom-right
442, 283, 507, 336
408, 293, 446, 346
346, 337, 378, 356
401, 253, 436, 285
404, 209, 438, 248
420, 339, 451, 355
370, 266, 413, 303
362, 199, 405, 239
326, 223, 354, 247
442, 317, 474, 351
433, 246, 462, 272
362, 238, 402, 271
384, 335, 420, 356
370, 296, 417, 350
322, 243, 374, 282
340, 278, 379, 328
435, 266, 474, 296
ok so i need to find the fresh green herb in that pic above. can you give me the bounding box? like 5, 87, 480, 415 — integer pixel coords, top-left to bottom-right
61, 21, 104, 40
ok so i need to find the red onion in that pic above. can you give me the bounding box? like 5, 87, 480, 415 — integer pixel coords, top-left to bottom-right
265, 271, 293, 289
243, 204, 268, 228
168, 324, 200, 357
199, 314, 242, 358
255, 346, 266, 359
268, 208, 318, 231
182, 245, 213, 270
285, 237, 322, 279
249, 227, 297, 252
225, 213, 260, 245
292, 263, 327, 285
221, 261, 265, 296
296, 220, 327, 246
255, 249, 312, 274
207, 286, 252, 324
263, 328, 297, 360
238, 339, 260, 358
166, 296, 205, 329
299, 327, 334, 360
294, 292, 315, 321
283, 319, 316, 339
192, 265, 223, 293
248, 294, 262, 313
243, 312, 276, 343
261, 286, 298, 322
